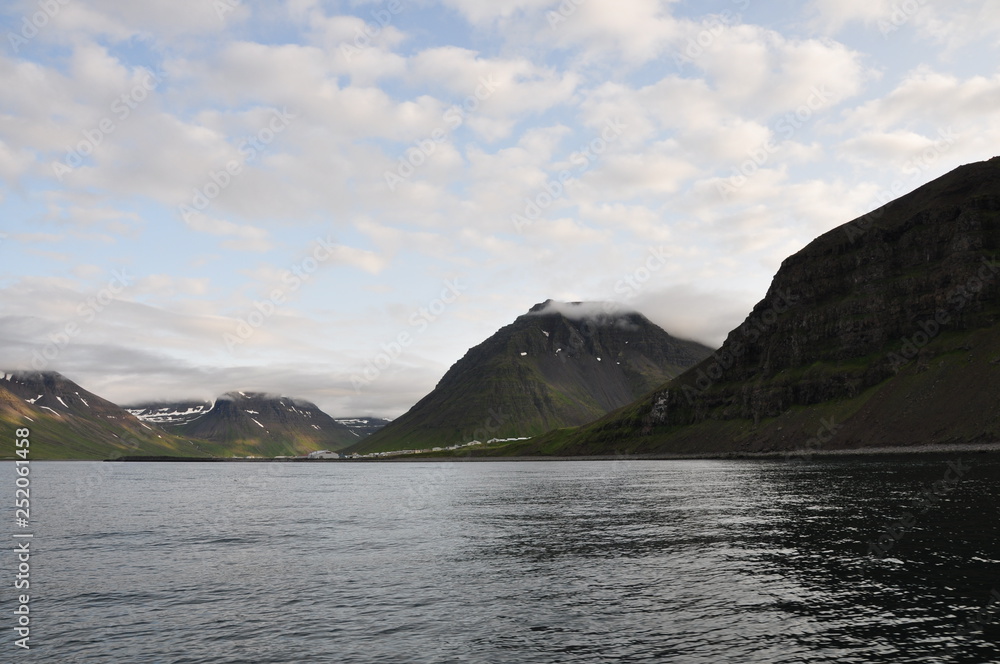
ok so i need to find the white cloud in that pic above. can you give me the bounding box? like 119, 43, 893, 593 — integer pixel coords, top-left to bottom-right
629, 284, 759, 348
812, 0, 1000, 49
26, 0, 248, 42
182, 214, 272, 253
2, 0, 1000, 422
809, 0, 895, 32
546, 0, 682, 64
322, 243, 389, 275
692, 27, 869, 116
408, 47, 579, 131
440, 0, 553, 26
584, 145, 700, 198
842, 68, 1000, 131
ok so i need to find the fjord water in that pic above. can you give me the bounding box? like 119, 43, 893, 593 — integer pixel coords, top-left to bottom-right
7, 456, 1000, 663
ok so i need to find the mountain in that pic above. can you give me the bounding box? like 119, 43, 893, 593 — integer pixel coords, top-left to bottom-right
126, 402, 389, 443
125, 401, 213, 425
0, 371, 217, 460
1, 374, 369, 459
347, 301, 714, 453
333, 417, 392, 439
168, 391, 358, 456
496, 157, 1000, 456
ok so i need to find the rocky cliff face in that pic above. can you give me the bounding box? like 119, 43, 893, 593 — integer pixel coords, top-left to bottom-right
500, 158, 1000, 455
348, 301, 713, 453
656, 157, 1000, 427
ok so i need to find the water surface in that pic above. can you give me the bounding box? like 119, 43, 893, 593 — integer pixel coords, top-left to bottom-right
4, 455, 1000, 662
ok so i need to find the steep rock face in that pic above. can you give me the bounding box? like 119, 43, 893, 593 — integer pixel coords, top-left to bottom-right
510, 158, 1000, 455
0, 371, 211, 459
348, 301, 713, 453
174, 392, 356, 455
658, 157, 1000, 427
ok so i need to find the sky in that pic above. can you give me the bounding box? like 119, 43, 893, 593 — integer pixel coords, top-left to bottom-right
1, 0, 999, 418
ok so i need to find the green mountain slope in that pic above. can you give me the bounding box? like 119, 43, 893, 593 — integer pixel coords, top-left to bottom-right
347, 301, 713, 453
489, 157, 1000, 456
170, 391, 358, 456
0, 372, 221, 460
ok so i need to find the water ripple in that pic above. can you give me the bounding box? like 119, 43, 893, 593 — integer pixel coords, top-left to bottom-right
5, 456, 1000, 662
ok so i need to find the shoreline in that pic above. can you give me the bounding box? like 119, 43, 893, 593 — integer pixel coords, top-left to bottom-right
385, 440, 1000, 461
2, 441, 998, 463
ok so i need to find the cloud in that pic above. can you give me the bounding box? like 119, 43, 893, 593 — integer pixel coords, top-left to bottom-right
841, 68, 1000, 131
440, 0, 553, 26
809, 0, 895, 32
3, 0, 1000, 425
321, 243, 389, 275
546, 0, 682, 65
527, 299, 640, 320
811, 0, 1000, 49
182, 214, 272, 252
407, 47, 580, 135
627, 285, 761, 348
690, 27, 869, 116
16, 0, 249, 43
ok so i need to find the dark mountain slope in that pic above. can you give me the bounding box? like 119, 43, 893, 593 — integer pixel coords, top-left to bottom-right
495, 157, 1000, 456
348, 301, 713, 453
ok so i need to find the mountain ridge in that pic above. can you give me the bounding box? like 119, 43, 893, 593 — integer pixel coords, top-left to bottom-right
487, 157, 1000, 456
0, 371, 217, 459
167, 391, 359, 456
1, 372, 382, 459
347, 301, 714, 453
